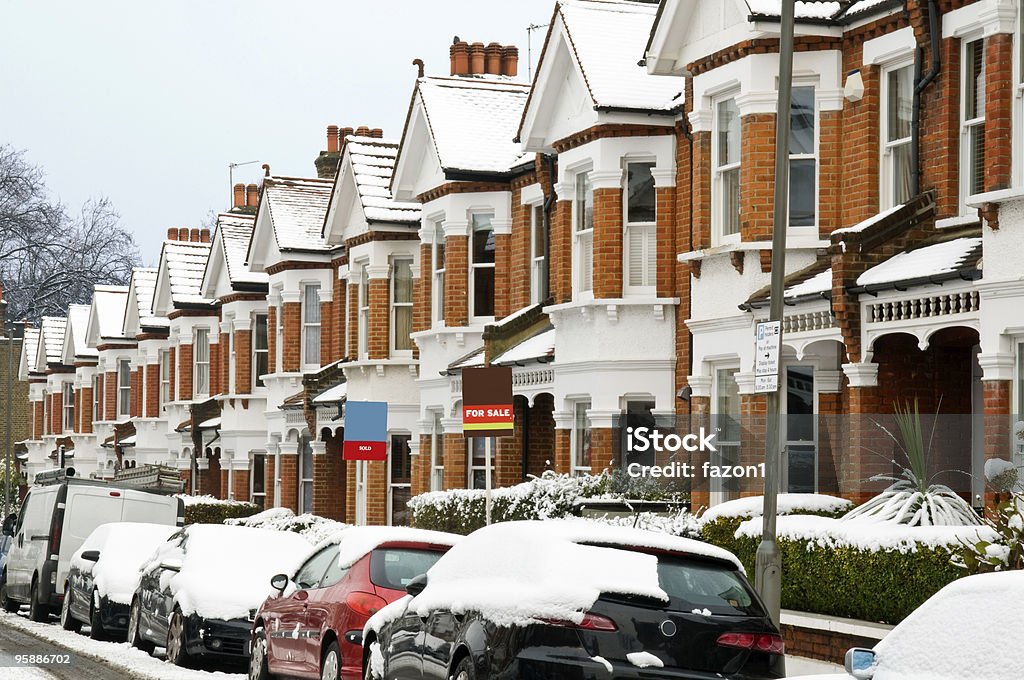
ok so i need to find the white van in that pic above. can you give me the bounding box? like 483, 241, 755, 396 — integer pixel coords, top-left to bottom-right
1, 472, 184, 621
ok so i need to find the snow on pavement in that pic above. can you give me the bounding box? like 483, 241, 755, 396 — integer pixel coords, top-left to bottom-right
0, 610, 243, 680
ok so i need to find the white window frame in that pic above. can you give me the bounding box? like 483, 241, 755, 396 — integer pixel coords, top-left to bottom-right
570, 400, 592, 476
880, 58, 915, 209
961, 35, 987, 210
227, 323, 235, 392
42, 389, 49, 435
431, 220, 446, 326
529, 203, 548, 305
298, 435, 314, 515
712, 93, 742, 246
572, 169, 594, 298
117, 359, 131, 418
159, 349, 170, 409
358, 263, 370, 359
391, 257, 414, 355
467, 436, 496, 490
274, 300, 283, 374
623, 159, 658, 295
252, 312, 269, 390
430, 411, 444, 492
301, 283, 322, 369
193, 328, 210, 398
92, 375, 100, 424
788, 83, 818, 232
62, 382, 74, 432
251, 452, 267, 509
711, 365, 741, 505
388, 432, 413, 525
469, 211, 496, 322
781, 363, 819, 494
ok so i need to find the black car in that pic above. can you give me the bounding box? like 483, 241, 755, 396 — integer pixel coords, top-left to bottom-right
366, 521, 785, 679
59, 522, 178, 640
127, 523, 311, 668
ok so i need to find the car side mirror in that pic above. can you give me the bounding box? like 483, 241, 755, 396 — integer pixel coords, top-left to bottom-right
406, 573, 428, 597
159, 558, 183, 572
80, 550, 101, 562
271, 573, 289, 593
845, 648, 876, 680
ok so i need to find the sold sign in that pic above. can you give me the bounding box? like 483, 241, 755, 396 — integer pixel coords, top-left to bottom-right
462, 367, 514, 437
343, 401, 388, 461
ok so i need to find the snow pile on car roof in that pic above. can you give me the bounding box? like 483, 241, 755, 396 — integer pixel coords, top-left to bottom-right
368, 519, 742, 631
872, 571, 1024, 679
314, 526, 461, 570
700, 493, 852, 524
143, 524, 311, 620
72, 522, 179, 605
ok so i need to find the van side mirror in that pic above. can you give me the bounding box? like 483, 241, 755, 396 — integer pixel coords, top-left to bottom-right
406, 573, 428, 597
271, 574, 289, 593
2, 513, 16, 536
845, 648, 876, 679
159, 558, 183, 572
80, 550, 101, 562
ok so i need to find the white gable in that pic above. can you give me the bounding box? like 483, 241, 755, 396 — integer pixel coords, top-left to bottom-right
19, 327, 40, 380
393, 98, 446, 202
246, 197, 285, 274
61, 304, 96, 365
201, 230, 232, 300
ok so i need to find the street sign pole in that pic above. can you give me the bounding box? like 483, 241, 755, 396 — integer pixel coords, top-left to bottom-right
754, 0, 795, 628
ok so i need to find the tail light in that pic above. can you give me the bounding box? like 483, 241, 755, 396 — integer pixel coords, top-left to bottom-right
717, 632, 785, 655
346, 591, 388, 617
543, 612, 618, 632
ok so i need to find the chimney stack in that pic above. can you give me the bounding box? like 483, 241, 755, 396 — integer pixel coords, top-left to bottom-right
449, 39, 520, 78
502, 46, 519, 77
167, 227, 177, 241
450, 39, 470, 76
485, 43, 503, 75
355, 125, 371, 137
190, 228, 200, 243
370, 128, 383, 139
326, 124, 339, 153
469, 42, 485, 75
200, 228, 211, 243
232, 183, 245, 209
246, 183, 259, 207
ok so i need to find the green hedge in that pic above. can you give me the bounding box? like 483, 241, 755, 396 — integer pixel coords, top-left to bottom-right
700, 515, 963, 624
184, 501, 260, 525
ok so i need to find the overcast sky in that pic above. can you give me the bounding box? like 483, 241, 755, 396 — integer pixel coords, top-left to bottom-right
0, 0, 555, 264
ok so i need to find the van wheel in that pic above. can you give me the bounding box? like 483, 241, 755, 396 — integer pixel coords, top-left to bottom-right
28, 579, 49, 622
128, 596, 155, 654
166, 608, 191, 667
0, 575, 19, 613
60, 585, 81, 632
89, 590, 107, 640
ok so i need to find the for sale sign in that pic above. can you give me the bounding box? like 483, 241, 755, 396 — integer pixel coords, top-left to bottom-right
462, 367, 514, 437
343, 401, 388, 461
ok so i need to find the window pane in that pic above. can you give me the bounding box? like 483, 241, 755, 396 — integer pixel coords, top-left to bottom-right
969, 123, 985, 196
472, 216, 495, 264
717, 98, 741, 166
391, 435, 412, 484
786, 366, 815, 442
626, 162, 656, 223
574, 402, 591, 468
533, 205, 546, 258
965, 40, 985, 120
394, 307, 412, 351
434, 223, 446, 271
721, 167, 741, 236
304, 285, 321, 323
787, 445, 817, 493
254, 314, 268, 350
888, 66, 913, 142
716, 368, 741, 442
789, 158, 816, 226
575, 172, 593, 232
789, 86, 815, 155
892, 142, 913, 205
393, 260, 412, 303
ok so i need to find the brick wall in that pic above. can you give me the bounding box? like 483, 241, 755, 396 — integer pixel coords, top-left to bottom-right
366, 460, 387, 525
780, 623, 881, 666
414, 243, 432, 335
550, 199, 572, 304
368, 278, 390, 359
216, 332, 228, 396
443, 235, 469, 326
553, 428, 571, 474
0, 339, 30, 447
130, 368, 141, 417
313, 433, 346, 521
267, 306, 277, 374
50, 391, 61, 434
592, 187, 623, 298
839, 48, 880, 229
509, 184, 531, 311
347, 283, 359, 357
281, 302, 301, 372
33, 398, 43, 439
178, 345, 193, 401
985, 32, 1013, 192
279, 452, 298, 513
104, 371, 117, 421
80, 385, 93, 433
442, 433, 468, 490
690, 130, 712, 250
235, 329, 251, 394
232, 469, 249, 502
145, 364, 159, 417
527, 394, 555, 477
739, 113, 776, 243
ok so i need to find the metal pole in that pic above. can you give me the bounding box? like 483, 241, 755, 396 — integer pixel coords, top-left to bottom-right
5, 323, 14, 516
754, 0, 795, 628
484, 437, 493, 525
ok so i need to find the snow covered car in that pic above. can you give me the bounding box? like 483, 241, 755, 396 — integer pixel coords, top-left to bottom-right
59, 522, 179, 639
364, 520, 785, 680
795, 570, 1024, 680
249, 526, 460, 680
127, 523, 311, 668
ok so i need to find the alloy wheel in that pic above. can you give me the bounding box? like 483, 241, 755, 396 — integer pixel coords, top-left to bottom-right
321, 643, 340, 680
127, 600, 140, 645
249, 633, 268, 680
167, 611, 185, 665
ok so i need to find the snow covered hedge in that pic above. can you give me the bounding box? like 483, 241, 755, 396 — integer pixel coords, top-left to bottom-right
224, 507, 349, 545
699, 493, 851, 548
174, 493, 260, 524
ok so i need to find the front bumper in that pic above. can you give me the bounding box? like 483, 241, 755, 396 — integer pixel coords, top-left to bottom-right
97, 599, 131, 634
184, 615, 253, 661
511, 646, 784, 680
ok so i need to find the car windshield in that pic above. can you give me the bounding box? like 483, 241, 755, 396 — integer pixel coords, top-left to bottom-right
369, 548, 444, 591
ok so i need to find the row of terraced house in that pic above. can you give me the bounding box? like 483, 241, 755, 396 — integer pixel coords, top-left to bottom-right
14, 0, 1024, 522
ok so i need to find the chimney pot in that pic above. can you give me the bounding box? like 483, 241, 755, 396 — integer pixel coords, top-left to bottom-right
200, 228, 211, 243
246, 183, 259, 207
451, 41, 470, 76
469, 42, 485, 75
355, 125, 370, 137
326, 124, 339, 153
232, 183, 245, 208
502, 46, 519, 78
167, 227, 177, 241
370, 128, 383, 139
190, 228, 200, 243
485, 42, 503, 75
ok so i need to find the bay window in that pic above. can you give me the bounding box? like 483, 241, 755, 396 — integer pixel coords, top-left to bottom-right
714, 96, 741, 242
159, 349, 170, 408
571, 400, 592, 476
302, 283, 321, 368
624, 161, 657, 292
962, 38, 986, 202
62, 382, 74, 432
432, 221, 446, 325
430, 411, 444, 492
194, 329, 210, 397
789, 86, 817, 227
530, 204, 548, 304
573, 171, 594, 295
117, 359, 131, 417
470, 212, 495, 319
882, 63, 913, 208
252, 313, 268, 388
389, 434, 412, 525
711, 367, 741, 504
391, 258, 413, 353
299, 435, 314, 514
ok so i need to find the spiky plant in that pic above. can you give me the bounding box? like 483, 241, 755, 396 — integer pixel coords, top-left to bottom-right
842, 399, 980, 527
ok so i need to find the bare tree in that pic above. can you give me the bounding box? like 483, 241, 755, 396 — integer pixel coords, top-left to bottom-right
0, 145, 140, 323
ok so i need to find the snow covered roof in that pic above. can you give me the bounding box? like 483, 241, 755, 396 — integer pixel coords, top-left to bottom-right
854, 237, 983, 290
449, 346, 485, 370
162, 240, 214, 305
19, 327, 40, 379
92, 285, 131, 340
63, 304, 97, 363
491, 327, 556, 366
312, 382, 347, 404
217, 212, 266, 285
37, 316, 67, 368
344, 136, 422, 224
415, 76, 532, 174
261, 176, 334, 252
745, 0, 896, 23
556, 0, 684, 111
129, 267, 167, 330
744, 260, 832, 308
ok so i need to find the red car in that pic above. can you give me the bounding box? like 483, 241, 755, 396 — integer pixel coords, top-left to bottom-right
248, 527, 460, 680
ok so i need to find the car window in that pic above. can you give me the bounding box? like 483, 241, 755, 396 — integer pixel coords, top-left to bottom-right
294, 545, 337, 590
320, 556, 350, 589
369, 548, 445, 591
655, 555, 765, 617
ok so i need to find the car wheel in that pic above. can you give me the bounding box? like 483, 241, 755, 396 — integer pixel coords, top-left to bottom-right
249, 629, 272, 680
0, 575, 19, 613
60, 585, 81, 632
453, 656, 476, 680
127, 596, 155, 654
321, 640, 341, 680
89, 590, 107, 640
28, 579, 49, 622
166, 608, 191, 667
